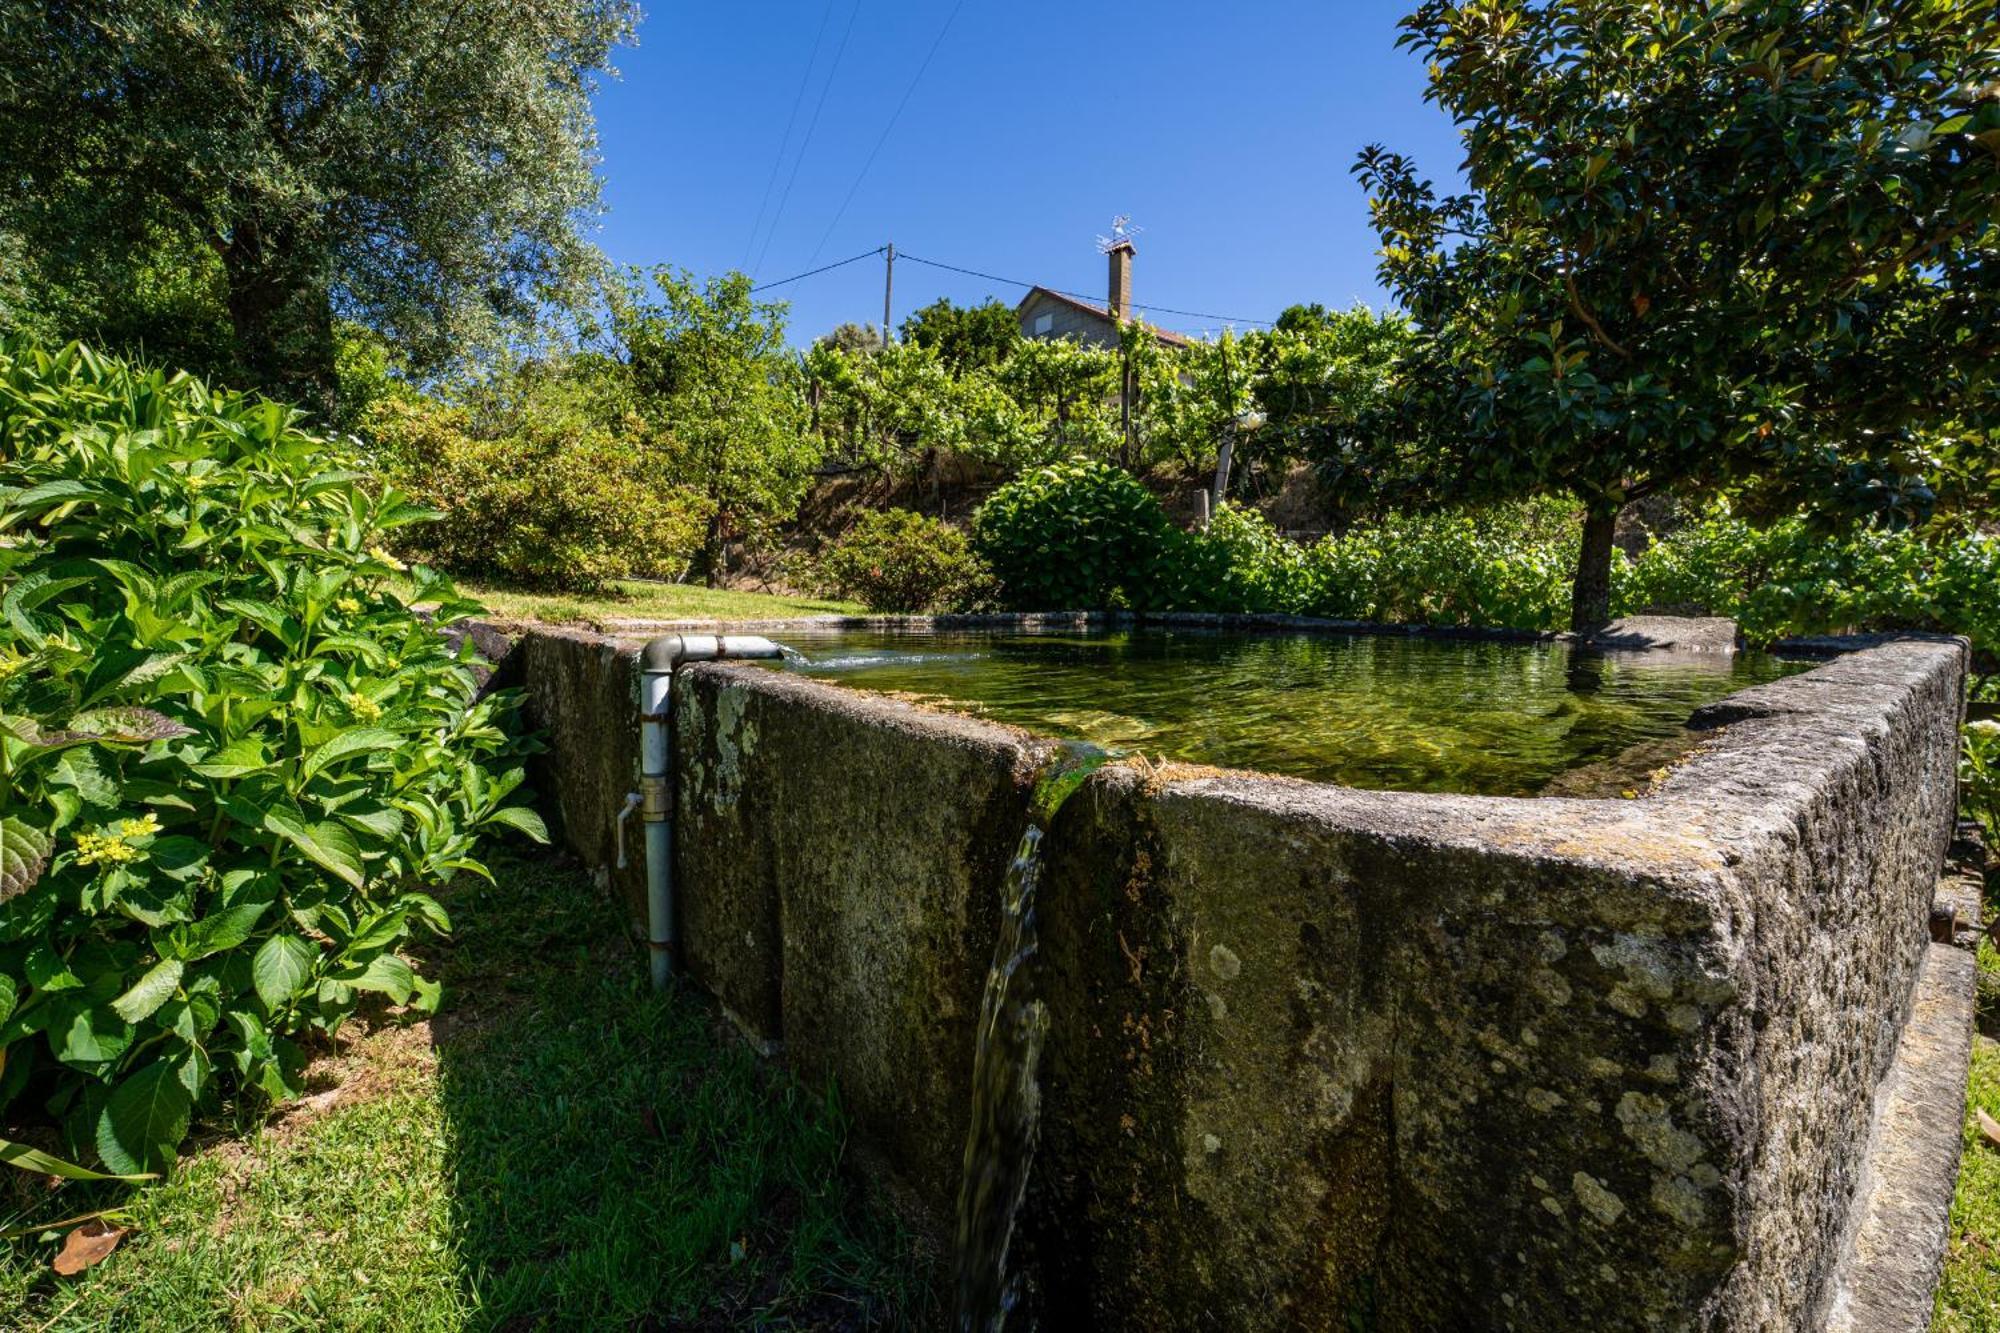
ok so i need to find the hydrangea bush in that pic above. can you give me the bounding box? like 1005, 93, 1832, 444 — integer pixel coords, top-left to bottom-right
0, 340, 545, 1176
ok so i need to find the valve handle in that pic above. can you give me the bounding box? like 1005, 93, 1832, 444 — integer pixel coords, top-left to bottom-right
614, 791, 642, 869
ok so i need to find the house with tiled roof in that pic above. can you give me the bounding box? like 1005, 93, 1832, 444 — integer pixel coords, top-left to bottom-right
1014, 240, 1191, 350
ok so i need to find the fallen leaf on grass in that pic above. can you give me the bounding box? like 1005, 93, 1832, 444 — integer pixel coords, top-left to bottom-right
1979, 1109, 2000, 1149
52, 1218, 126, 1275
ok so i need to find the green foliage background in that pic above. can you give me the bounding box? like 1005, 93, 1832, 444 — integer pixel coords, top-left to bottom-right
972, 462, 2000, 661
817, 509, 993, 614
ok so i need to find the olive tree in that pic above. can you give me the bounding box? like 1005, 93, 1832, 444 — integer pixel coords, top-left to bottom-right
1355, 0, 2000, 631
0, 0, 634, 411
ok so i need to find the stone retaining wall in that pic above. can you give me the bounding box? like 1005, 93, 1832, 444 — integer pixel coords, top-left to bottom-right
500, 622, 1969, 1329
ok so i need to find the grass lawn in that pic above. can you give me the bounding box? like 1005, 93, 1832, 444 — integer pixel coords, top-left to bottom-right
0, 853, 931, 1331
1940, 904, 2000, 1330
464, 579, 862, 627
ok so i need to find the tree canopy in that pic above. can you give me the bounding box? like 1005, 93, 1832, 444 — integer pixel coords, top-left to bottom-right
608, 268, 819, 579
1353, 0, 2000, 629
0, 0, 635, 411
899, 298, 1021, 375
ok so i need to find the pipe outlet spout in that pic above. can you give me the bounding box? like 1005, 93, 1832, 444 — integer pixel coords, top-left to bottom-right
637, 632, 790, 989
640, 633, 787, 672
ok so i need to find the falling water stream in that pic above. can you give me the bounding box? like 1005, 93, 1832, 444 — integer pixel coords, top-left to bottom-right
953, 745, 1107, 1333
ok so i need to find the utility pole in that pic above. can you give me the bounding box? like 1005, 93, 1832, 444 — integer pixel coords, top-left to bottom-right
1211, 335, 1236, 512
882, 242, 895, 347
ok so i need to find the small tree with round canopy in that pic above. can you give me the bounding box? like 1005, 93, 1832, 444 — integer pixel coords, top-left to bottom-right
1353, 0, 2000, 631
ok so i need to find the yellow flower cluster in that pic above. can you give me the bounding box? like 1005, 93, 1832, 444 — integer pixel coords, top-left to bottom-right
0, 655, 26, 681
73, 815, 161, 867
336, 596, 363, 615
367, 545, 407, 573
346, 693, 384, 723
118, 814, 162, 840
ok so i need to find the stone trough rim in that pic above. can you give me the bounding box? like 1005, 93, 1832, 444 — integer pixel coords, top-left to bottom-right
481, 617, 1969, 873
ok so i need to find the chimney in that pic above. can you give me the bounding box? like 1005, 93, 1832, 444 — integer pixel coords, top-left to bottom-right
1107, 239, 1134, 324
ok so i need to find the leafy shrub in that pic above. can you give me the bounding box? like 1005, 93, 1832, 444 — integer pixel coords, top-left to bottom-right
1297, 504, 1581, 628
1141, 499, 1581, 627
0, 340, 545, 1176
369, 389, 712, 594
817, 509, 993, 613
1618, 505, 2000, 658
972, 460, 1179, 610
1966, 720, 2000, 849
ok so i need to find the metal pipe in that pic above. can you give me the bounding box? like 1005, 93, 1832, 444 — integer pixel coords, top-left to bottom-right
637, 633, 787, 989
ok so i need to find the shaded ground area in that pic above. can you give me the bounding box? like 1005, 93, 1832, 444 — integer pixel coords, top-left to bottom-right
0, 853, 930, 1331
465, 580, 860, 628
1939, 846, 2000, 1330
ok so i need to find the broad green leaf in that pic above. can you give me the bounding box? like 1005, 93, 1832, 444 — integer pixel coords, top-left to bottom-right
337, 803, 405, 842
0, 818, 52, 902
485, 805, 550, 843
262, 809, 365, 889
4, 479, 98, 510
252, 935, 317, 1011
189, 739, 269, 779
180, 902, 271, 961
408, 974, 443, 1015
110, 959, 183, 1024
52, 1003, 135, 1068
48, 748, 119, 806
299, 727, 400, 782
341, 953, 416, 1005
96, 651, 190, 700
96, 1059, 193, 1177
50, 708, 196, 746
344, 909, 409, 957
0, 1137, 153, 1182
2, 571, 93, 645
400, 893, 452, 934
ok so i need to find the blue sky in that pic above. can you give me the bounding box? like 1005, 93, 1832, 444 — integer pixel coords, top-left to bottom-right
588, 2, 1466, 344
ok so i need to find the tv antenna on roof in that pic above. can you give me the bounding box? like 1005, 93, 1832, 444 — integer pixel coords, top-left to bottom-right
1096, 214, 1143, 252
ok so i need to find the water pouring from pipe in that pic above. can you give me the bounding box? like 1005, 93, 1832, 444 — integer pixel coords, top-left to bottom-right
953, 743, 1108, 1332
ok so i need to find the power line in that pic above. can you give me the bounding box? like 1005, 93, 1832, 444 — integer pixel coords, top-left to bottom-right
751, 0, 862, 281
739, 0, 839, 274
743, 244, 1273, 334
897, 252, 1273, 327
804, 0, 968, 267
750, 246, 885, 293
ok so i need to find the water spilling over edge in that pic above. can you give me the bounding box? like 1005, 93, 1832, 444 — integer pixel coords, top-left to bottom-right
953, 744, 1107, 1332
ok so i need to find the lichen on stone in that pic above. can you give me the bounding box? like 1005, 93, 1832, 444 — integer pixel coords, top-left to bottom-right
1571, 1171, 1627, 1226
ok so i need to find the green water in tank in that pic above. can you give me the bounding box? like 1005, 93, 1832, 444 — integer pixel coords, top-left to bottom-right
759, 628, 1811, 797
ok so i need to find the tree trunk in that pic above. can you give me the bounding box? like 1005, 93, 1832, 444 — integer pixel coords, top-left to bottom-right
223, 218, 336, 417
1211, 423, 1237, 514
1570, 502, 1619, 635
